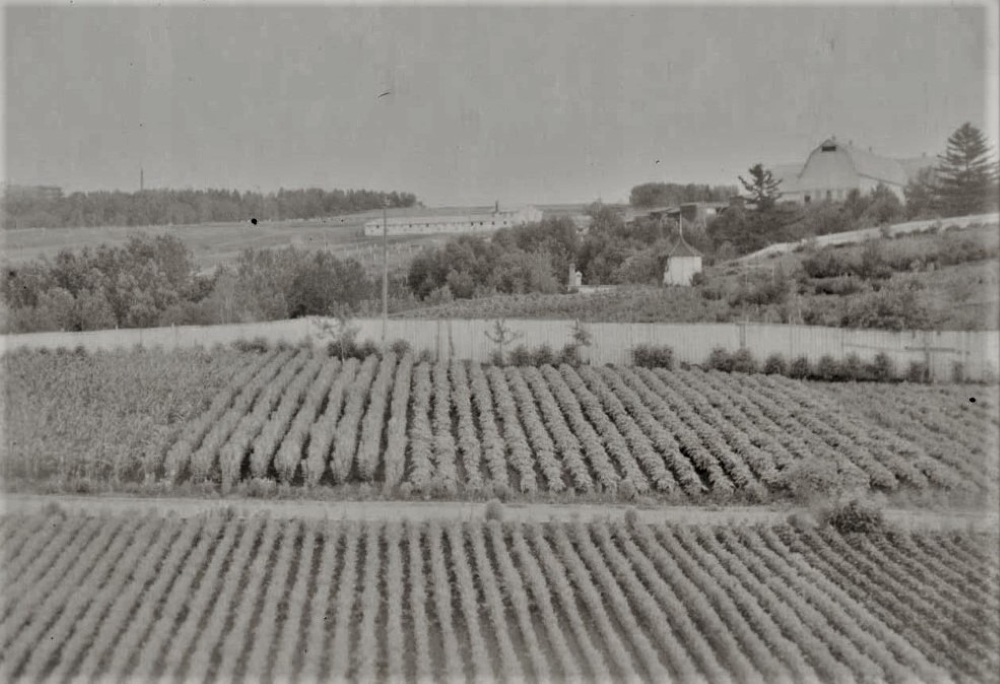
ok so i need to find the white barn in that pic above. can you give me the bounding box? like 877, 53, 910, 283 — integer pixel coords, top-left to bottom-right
768, 137, 934, 205
663, 235, 703, 286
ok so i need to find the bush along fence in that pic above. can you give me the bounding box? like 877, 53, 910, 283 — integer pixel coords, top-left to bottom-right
2, 317, 997, 382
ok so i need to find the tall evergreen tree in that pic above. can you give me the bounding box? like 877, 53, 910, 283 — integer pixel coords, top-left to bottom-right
935, 122, 999, 216
738, 164, 783, 212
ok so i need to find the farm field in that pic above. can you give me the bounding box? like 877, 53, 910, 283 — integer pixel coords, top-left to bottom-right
1, 509, 997, 683
4, 346, 997, 505
0, 204, 579, 273
0, 214, 441, 272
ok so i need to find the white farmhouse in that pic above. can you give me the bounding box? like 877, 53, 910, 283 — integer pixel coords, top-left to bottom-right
663, 235, 703, 286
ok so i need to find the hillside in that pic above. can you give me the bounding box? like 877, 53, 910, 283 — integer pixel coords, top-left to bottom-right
399, 222, 1000, 330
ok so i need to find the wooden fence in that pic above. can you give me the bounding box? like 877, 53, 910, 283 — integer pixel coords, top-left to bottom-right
3, 318, 997, 382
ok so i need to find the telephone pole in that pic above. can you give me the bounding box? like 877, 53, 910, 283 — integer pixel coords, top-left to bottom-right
382, 200, 388, 348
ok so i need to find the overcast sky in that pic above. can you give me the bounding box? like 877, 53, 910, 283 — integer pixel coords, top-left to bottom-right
3, 3, 996, 206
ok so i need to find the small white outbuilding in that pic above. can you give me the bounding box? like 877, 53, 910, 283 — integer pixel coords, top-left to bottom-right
663, 235, 703, 286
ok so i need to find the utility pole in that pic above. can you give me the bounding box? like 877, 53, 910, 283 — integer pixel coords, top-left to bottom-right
382, 200, 388, 348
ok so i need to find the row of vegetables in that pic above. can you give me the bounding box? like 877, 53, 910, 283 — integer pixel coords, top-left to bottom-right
3, 512, 996, 682
151, 350, 983, 498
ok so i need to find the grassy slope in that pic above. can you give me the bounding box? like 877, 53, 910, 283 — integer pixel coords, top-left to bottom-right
399, 224, 1000, 330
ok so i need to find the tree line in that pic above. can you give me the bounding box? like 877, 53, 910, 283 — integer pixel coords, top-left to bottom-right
0, 235, 382, 333
1, 186, 418, 229
629, 182, 737, 208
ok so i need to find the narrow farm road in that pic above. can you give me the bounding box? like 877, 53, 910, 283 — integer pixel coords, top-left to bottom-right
2, 493, 996, 532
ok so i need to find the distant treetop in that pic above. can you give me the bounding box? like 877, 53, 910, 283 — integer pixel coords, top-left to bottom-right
2, 186, 419, 229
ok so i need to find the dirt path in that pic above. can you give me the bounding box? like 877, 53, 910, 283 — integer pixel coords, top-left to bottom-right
2, 494, 996, 532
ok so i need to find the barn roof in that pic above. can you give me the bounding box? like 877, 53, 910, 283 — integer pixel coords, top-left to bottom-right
765, 140, 928, 195
835, 141, 908, 187
667, 234, 702, 258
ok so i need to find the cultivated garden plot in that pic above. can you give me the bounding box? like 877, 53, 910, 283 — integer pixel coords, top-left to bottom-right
0, 509, 997, 683
3, 347, 997, 504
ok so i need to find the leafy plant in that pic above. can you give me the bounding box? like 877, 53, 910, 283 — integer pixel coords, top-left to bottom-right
788, 356, 812, 379
631, 344, 675, 369
763, 353, 787, 375
706, 347, 734, 372
730, 348, 757, 374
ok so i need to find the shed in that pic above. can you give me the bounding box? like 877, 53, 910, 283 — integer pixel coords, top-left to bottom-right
663, 234, 703, 286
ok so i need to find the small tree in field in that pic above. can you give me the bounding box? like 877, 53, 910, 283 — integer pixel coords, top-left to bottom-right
485, 319, 523, 366
311, 306, 359, 361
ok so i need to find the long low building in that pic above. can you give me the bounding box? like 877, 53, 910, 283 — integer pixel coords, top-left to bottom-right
363, 204, 543, 236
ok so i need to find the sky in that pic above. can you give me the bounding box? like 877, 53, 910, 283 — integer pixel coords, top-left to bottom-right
2, 2, 996, 207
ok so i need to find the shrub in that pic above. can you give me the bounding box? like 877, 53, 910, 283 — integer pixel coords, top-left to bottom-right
788, 355, 812, 379
728, 272, 789, 307
811, 276, 866, 296
802, 248, 856, 279
700, 284, 725, 301
906, 361, 930, 384
839, 353, 866, 381
354, 339, 379, 360
531, 343, 557, 367
706, 347, 734, 372
839, 279, 932, 332
233, 337, 270, 353
813, 355, 840, 382
389, 338, 412, 356
690, 271, 707, 287
866, 352, 896, 383
624, 507, 640, 528
820, 497, 886, 534
417, 349, 435, 364
559, 343, 582, 367
508, 344, 533, 367
632, 343, 675, 370
763, 353, 788, 375
730, 348, 757, 374
485, 499, 505, 521
487, 349, 506, 367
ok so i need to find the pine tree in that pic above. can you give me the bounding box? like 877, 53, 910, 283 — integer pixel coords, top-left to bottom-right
738, 164, 783, 212
935, 122, 999, 216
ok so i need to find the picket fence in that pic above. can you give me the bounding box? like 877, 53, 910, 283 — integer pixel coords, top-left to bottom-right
3, 317, 997, 382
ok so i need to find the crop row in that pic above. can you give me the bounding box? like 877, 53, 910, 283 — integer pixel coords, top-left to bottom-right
7, 347, 988, 500
2, 510, 996, 682
161, 353, 983, 499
